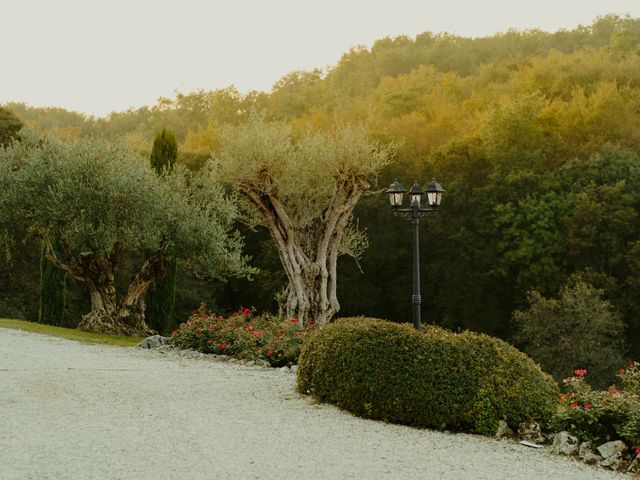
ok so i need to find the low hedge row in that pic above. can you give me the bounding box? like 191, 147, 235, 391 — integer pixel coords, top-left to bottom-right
296, 317, 558, 434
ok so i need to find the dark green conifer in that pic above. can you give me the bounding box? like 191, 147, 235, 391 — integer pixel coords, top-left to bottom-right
150, 128, 177, 174
0, 106, 23, 147
146, 128, 178, 334
38, 240, 66, 326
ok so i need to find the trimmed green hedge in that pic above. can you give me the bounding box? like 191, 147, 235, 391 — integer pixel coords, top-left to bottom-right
296, 317, 558, 434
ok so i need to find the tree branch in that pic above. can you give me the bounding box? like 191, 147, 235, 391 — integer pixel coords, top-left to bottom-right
43, 238, 87, 283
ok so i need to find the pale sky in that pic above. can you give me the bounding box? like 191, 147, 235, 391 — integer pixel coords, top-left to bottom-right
2, 0, 640, 117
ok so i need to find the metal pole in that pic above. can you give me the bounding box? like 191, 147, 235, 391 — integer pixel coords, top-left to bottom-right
411, 209, 421, 329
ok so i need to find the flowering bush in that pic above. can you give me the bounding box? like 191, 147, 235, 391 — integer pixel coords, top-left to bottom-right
172, 304, 306, 367
552, 365, 640, 447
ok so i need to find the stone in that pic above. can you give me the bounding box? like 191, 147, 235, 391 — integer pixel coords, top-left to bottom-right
628, 455, 640, 473
578, 441, 602, 464
137, 335, 171, 349
496, 420, 514, 439
517, 422, 545, 444
578, 442, 592, 459
582, 452, 602, 465
290, 365, 298, 373
552, 431, 579, 456
597, 440, 627, 460
601, 452, 628, 471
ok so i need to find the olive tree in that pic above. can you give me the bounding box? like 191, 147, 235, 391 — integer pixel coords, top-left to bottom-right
0, 131, 250, 335
213, 115, 395, 327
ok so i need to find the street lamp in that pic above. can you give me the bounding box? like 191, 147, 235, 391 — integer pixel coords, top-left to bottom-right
385, 178, 445, 329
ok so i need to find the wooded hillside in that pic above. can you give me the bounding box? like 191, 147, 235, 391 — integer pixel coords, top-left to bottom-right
3, 14, 640, 361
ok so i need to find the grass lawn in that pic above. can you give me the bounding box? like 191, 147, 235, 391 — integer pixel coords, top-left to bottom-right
0, 319, 144, 347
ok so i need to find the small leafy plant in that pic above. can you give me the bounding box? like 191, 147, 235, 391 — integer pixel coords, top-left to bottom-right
172, 304, 306, 367
552, 364, 640, 447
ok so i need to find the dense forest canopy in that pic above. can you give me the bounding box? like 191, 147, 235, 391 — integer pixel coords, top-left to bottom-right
3, 14, 640, 366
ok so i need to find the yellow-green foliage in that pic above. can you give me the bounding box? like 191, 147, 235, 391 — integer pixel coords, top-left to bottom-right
297, 317, 558, 434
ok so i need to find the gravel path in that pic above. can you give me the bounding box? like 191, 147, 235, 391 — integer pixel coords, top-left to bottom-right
0, 328, 630, 480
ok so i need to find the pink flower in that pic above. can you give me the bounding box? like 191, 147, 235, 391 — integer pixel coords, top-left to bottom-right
253, 331, 260, 337
583, 403, 592, 409
267, 349, 273, 356
218, 343, 227, 351
570, 393, 576, 397
619, 368, 626, 374
290, 317, 299, 323
571, 402, 579, 409
574, 369, 588, 376
610, 389, 625, 398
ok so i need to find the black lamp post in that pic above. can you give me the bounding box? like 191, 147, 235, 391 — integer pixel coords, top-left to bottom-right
385, 178, 445, 329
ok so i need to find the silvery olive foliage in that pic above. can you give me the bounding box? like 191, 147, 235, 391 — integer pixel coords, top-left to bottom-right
0, 130, 251, 331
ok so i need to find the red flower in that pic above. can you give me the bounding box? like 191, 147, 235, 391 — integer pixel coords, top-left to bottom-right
242, 308, 251, 315
571, 402, 579, 409
583, 403, 592, 409
253, 331, 261, 337
218, 343, 227, 351
290, 317, 299, 323
619, 368, 626, 374
172, 329, 177, 335
574, 369, 588, 376
267, 349, 273, 356
635, 447, 640, 455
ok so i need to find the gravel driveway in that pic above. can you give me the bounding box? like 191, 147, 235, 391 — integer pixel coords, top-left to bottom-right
0, 328, 629, 480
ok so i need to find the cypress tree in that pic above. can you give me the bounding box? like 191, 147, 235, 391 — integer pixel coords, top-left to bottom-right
146, 128, 178, 334
39, 240, 66, 326
0, 106, 23, 147
150, 128, 177, 174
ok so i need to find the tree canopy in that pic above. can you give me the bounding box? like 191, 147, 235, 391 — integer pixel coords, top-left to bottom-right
213, 114, 394, 326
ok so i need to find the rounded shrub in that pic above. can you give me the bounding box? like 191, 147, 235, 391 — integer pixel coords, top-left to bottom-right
296, 317, 558, 434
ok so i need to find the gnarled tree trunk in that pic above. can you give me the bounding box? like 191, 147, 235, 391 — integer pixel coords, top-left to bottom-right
44, 243, 164, 336
240, 176, 368, 327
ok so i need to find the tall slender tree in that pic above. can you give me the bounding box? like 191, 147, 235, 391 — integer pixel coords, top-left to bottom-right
146, 128, 179, 334
150, 128, 177, 174
39, 239, 66, 326
0, 107, 23, 147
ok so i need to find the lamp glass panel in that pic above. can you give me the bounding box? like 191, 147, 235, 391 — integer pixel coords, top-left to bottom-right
390, 192, 403, 206
410, 193, 422, 206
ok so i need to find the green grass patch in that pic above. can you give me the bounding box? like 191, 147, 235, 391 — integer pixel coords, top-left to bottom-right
0, 319, 144, 347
